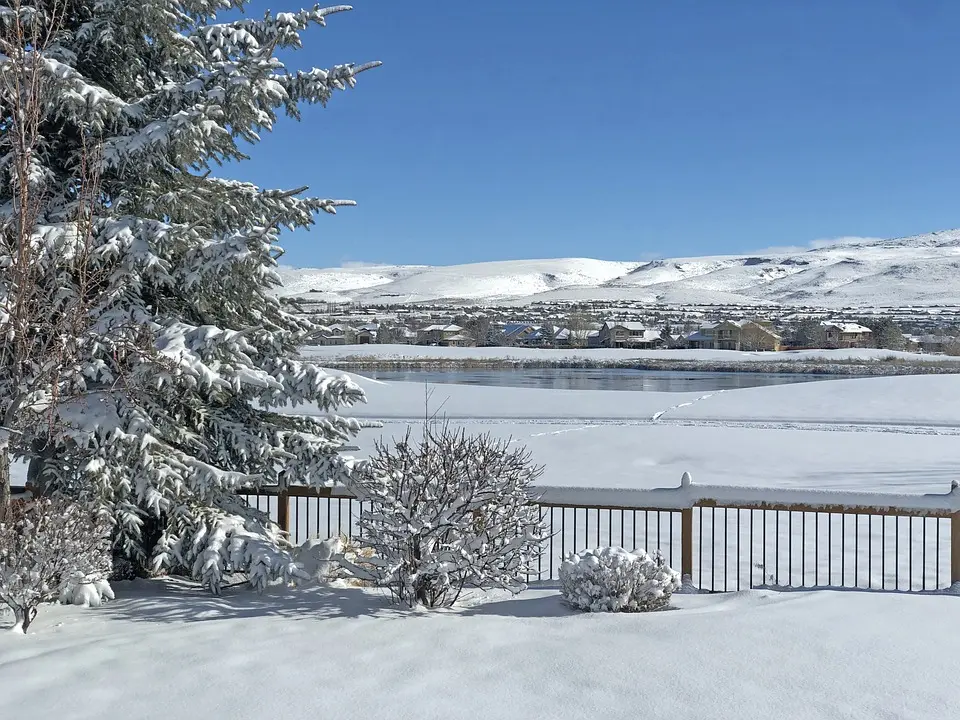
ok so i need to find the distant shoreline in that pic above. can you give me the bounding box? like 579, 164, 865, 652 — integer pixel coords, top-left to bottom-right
316, 356, 960, 376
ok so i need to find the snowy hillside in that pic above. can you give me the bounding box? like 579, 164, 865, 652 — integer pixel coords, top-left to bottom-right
276, 230, 960, 307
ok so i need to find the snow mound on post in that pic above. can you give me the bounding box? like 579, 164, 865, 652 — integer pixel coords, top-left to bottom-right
559, 547, 680, 613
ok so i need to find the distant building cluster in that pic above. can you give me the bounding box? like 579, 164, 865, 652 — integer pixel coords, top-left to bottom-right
305, 316, 907, 352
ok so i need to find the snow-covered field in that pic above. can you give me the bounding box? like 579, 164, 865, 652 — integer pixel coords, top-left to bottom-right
5, 372, 959, 720
340, 372, 960, 494
2, 579, 958, 720
278, 229, 960, 307
303, 344, 953, 365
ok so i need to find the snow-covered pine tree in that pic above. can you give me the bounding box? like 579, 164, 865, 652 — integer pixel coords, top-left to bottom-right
0, 0, 378, 592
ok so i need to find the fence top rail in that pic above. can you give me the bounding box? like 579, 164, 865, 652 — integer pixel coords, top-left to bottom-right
534, 473, 960, 516
240, 473, 960, 516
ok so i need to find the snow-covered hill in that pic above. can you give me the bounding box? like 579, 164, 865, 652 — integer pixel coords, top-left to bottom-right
275, 229, 960, 307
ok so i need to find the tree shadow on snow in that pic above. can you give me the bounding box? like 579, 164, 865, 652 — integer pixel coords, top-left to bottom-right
101, 578, 408, 625
460, 585, 578, 618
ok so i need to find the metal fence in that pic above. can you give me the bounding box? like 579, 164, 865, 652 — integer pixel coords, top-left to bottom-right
240, 476, 960, 592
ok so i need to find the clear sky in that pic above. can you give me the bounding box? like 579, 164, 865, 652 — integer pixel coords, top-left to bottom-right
234, 0, 960, 268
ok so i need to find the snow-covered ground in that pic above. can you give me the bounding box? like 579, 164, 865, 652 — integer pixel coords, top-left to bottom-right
277, 229, 960, 307
303, 344, 954, 365
2, 579, 957, 720
335, 372, 960, 495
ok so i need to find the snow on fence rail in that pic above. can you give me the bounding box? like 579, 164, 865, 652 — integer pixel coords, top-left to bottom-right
240, 473, 960, 592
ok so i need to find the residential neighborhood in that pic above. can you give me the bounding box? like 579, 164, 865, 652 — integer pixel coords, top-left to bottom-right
302, 311, 952, 353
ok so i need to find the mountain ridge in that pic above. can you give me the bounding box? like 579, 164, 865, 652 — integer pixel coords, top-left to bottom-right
275, 229, 960, 307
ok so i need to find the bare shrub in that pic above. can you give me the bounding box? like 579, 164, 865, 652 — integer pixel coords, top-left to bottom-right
0, 495, 111, 632
344, 425, 546, 608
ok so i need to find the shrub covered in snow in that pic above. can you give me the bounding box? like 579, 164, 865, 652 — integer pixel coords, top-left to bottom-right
0, 496, 112, 632
559, 547, 681, 613
60, 579, 115, 608
294, 537, 343, 581
344, 426, 546, 608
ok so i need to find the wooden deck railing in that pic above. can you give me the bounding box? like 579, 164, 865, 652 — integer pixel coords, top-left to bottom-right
238, 474, 959, 592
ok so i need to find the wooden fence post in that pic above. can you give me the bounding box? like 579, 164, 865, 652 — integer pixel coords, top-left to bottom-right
679, 472, 694, 580
277, 488, 290, 535
681, 507, 693, 580
952, 511, 960, 586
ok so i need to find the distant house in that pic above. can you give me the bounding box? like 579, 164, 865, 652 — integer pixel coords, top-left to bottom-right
914, 334, 960, 354
355, 323, 379, 345
687, 320, 781, 351
440, 333, 475, 348
599, 321, 664, 349
312, 323, 353, 346
684, 322, 718, 350
396, 327, 417, 345
821, 322, 873, 349
714, 320, 781, 351
503, 323, 552, 347
417, 324, 472, 346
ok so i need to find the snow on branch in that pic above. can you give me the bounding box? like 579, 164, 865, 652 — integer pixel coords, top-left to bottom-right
346, 425, 546, 608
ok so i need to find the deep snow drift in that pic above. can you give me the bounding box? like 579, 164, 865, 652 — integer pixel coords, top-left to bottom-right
1, 579, 957, 720
277, 229, 960, 307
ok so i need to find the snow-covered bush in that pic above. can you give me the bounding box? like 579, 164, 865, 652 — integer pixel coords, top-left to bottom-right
0, 496, 112, 632
294, 537, 343, 582
60, 579, 115, 608
345, 426, 546, 608
559, 547, 681, 613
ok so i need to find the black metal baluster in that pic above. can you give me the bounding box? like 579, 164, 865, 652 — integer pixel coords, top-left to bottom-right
895, 516, 900, 590
813, 512, 818, 587
841, 514, 846, 586
562, 507, 567, 560
922, 517, 927, 591
802, 512, 806, 587
550, 507, 555, 579
749, 509, 754, 588
573, 508, 577, 553
711, 508, 716, 591
657, 511, 662, 555
775, 511, 780, 586
934, 517, 941, 590
854, 514, 859, 588
825, 512, 831, 587
724, 508, 729, 592
737, 508, 742, 592
670, 513, 675, 567
881, 515, 886, 590
788, 511, 793, 586
909, 516, 914, 591
763, 510, 767, 586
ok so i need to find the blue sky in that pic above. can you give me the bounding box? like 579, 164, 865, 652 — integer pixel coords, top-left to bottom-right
234, 1, 960, 268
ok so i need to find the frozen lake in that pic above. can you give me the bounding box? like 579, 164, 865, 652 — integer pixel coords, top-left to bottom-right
362, 367, 852, 393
